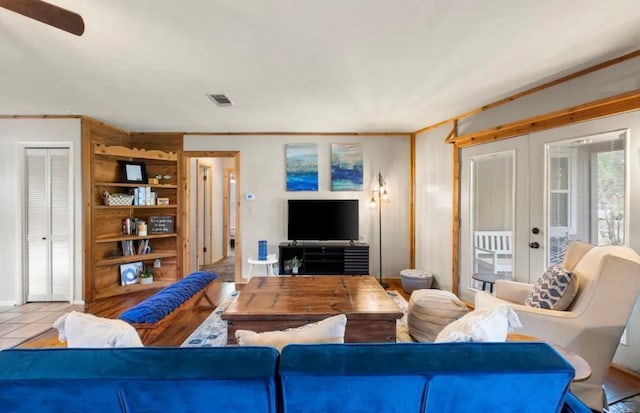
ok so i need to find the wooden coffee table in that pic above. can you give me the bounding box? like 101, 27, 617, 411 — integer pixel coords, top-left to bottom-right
222, 276, 403, 344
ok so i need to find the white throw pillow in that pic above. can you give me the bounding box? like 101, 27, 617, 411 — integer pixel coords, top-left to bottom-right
434, 304, 521, 343
53, 311, 144, 347
235, 314, 347, 351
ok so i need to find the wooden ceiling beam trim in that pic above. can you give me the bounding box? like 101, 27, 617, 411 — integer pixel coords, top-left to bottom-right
413, 48, 640, 135
477, 49, 640, 113
0, 114, 82, 119
445, 121, 458, 142
449, 89, 640, 148
182, 151, 240, 158
414, 118, 456, 135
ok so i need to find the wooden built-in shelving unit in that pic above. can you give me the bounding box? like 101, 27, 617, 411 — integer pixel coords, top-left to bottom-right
83, 120, 184, 304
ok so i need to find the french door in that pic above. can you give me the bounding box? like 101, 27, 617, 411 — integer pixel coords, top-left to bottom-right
25, 147, 72, 302
459, 121, 628, 304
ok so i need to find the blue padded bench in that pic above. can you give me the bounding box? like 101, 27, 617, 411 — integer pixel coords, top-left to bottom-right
119, 271, 218, 342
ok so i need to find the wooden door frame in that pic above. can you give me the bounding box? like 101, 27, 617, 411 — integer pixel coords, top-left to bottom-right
196, 159, 214, 266
183, 151, 241, 283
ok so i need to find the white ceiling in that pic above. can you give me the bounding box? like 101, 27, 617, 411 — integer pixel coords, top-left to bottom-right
1, 1, 639, 133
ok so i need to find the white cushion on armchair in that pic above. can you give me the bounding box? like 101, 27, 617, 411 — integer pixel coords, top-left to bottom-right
495, 280, 533, 303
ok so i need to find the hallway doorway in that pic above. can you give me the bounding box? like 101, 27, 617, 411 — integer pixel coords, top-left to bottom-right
184, 151, 240, 283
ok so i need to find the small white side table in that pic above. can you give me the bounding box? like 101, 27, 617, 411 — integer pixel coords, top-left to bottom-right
247, 258, 278, 278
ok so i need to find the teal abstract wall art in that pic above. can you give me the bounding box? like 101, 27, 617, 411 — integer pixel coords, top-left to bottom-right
286, 143, 318, 191
331, 143, 363, 191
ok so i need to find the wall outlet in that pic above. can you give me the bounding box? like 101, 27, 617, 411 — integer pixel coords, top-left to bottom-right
359, 235, 366, 242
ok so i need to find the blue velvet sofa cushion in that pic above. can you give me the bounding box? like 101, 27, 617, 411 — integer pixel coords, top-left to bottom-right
119, 271, 217, 323
279, 342, 577, 413
0, 347, 278, 413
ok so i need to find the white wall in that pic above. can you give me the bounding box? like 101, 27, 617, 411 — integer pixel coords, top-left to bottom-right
459, 56, 640, 135
0, 119, 83, 305
184, 134, 411, 279
414, 125, 454, 291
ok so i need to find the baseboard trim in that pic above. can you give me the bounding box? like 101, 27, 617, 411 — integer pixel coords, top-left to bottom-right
612, 363, 640, 380
0, 301, 16, 307
72, 300, 85, 305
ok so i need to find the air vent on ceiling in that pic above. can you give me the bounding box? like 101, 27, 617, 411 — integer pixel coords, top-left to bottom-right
206, 94, 234, 107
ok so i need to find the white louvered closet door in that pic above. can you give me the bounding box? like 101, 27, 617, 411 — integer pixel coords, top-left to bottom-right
25, 148, 71, 302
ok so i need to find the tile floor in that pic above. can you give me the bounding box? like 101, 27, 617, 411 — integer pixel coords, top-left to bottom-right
0, 302, 84, 350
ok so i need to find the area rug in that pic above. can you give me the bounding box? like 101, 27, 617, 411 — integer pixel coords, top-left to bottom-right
181, 290, 411, 347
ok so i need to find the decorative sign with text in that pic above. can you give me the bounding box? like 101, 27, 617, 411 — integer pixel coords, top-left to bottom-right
149, 215, 175, 234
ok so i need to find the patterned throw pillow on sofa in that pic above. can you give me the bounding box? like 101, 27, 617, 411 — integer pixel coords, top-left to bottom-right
524, 264, 578, 310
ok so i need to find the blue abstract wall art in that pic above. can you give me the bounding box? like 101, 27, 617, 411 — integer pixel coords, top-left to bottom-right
331, 143, 363, 191
286, 143, 318, 191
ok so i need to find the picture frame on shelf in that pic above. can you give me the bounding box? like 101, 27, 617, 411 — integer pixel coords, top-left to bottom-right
120, 160, 148, 183
120, 262, 142, 285
157, 197, 170, 206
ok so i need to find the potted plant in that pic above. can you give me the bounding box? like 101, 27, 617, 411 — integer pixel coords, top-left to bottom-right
290, 256, 303, 275
140, 266, 154, 284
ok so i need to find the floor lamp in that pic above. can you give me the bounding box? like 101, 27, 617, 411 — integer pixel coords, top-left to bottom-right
369, 172, 389, 288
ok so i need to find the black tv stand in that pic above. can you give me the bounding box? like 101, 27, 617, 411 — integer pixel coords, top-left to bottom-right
279, 242, 369, 276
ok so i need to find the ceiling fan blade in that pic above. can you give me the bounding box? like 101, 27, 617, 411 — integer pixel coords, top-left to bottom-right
0, 0, 84, 36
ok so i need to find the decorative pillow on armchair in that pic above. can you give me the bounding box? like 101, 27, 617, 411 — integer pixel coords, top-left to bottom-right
524, 264, 578, 310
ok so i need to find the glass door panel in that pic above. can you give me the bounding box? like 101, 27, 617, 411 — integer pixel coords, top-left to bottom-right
470, 151, 515, 281
545, 130, 626, 266
460, 135, 530, 304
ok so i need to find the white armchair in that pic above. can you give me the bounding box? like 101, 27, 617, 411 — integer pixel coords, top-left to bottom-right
475, 241, 640, 411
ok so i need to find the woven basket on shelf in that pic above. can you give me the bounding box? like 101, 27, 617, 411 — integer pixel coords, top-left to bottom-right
102, 191, 134, 206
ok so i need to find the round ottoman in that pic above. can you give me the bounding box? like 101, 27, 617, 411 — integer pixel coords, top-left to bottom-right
408, 289, 468, 342
400, 269, 434, 293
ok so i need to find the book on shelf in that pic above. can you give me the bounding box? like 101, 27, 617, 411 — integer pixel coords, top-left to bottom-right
128, 186, 156, 206
122, 217, 147, 235
121, 240, 133, 256
137, 239, 151, 255
121, 239, 151, 256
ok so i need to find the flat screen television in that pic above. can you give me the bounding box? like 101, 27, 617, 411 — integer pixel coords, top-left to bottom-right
288, 199, 359, 241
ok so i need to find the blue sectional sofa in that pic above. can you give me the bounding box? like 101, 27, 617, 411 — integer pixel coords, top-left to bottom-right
0, 342, 589, 413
